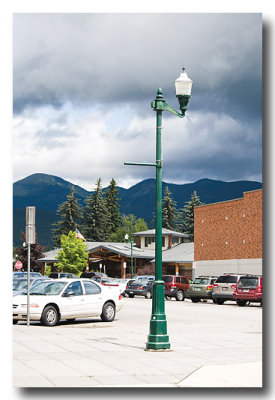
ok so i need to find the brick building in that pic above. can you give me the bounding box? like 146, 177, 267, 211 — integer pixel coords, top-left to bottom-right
193, 189, 262, 277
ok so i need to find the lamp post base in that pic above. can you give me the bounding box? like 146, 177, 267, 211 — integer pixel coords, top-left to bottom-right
146, 319, 170, 350
146, 337, 170, 350
145, 281, 171, 350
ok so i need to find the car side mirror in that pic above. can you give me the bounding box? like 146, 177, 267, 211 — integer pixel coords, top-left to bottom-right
62, 291, 74, 297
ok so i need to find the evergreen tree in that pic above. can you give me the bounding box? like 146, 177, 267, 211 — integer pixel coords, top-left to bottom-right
83, 178, 110, 241
179, 191, 204, 241
52, 186, 83, 247
104, 178, 121, 237
57, 231, 88, 275
15, 232, 45, 272
162, 186, 178, 230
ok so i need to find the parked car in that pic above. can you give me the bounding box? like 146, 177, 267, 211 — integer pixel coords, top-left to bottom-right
13, 277, 52, 296
80, 272, 108, 279
212, 273, 242, 304
105, 278, 131, 296
124, 279, 154, 299
13, 278, 123, 326
90, 276, 120, 288
133, 275, 155, 282
49, 272, 77, 279
13, 271, 42, 278
233, 275, 262, 306
187, 276, 217, 303
163, 275, 189, 301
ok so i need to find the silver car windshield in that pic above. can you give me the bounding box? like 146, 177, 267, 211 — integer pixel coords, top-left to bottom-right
30, 281, 67, 295
192, 278, 209, 285
13, 279, 34, 290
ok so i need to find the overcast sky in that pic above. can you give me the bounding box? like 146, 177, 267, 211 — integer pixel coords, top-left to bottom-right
13, 13, 262, 190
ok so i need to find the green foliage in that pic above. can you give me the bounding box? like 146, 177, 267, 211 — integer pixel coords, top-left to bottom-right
57, 231, 88, 274
109, 214, 148, 242
45, 265, 52, 276
162, 186, 178, 230
179, 191, 204, 241
104, 178, 121, 237
14, 232, 45, 271
52, 186, 83, 247
82, 178, 110, 241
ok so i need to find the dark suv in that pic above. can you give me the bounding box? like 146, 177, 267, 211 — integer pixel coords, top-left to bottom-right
233, 275, 262, 306
80, 272, 108, 279
124, 279, 153, 299
212, 273, 241, 304
163, 275, 189, 301
48, 272, 77, 279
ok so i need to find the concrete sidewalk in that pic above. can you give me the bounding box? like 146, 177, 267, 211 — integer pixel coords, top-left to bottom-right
13, 298, 262, 388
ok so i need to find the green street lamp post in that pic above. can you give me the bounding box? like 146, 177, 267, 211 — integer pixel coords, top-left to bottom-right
125, 233, 134, 279
125, 67, 193, 350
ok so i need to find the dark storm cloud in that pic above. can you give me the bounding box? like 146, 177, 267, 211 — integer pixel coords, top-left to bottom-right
13, 13, 262, 187
13, 13, 261, 117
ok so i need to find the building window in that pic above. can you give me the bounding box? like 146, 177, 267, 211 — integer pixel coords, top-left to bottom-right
172, 237, 179, 245
145, 237, 155, 247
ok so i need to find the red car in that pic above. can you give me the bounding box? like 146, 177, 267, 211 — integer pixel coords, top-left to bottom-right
163, 275, 189, 301
233, 275, 262, 306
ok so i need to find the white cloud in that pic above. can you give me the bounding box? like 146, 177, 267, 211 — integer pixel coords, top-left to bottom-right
13, 101, 262, 190
12, 13, 262, 188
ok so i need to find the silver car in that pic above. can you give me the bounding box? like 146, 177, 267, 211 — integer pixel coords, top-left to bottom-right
212, 274, 242, 304
187, 276, 217, 303
13, 277, 52, 296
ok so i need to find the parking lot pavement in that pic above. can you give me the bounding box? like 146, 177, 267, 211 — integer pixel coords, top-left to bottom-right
13, 297, 262, 388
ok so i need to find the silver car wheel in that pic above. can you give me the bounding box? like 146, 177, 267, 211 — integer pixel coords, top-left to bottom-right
46, 308, 57, 324
101, 302, 116, 322
105, 304, 115, 319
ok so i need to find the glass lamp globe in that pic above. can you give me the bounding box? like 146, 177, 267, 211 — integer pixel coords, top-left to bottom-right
175, 67, 193, 96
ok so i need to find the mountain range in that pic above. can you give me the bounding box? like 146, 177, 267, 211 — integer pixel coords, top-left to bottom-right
13, 173, 262, 248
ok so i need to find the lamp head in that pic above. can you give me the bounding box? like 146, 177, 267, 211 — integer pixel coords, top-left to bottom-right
175, 67, 193, 115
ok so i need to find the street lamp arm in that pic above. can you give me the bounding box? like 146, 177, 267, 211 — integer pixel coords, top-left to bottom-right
162, 101, 185, 118
151, 89, 191, 117
124, 161, 157, 167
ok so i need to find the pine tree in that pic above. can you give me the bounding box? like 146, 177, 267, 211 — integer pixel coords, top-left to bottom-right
83, 178, 110, 241
104, 178, 121, 237
180, 191, 204, 241
52, 186, 83, 247
162, 186, 178, 230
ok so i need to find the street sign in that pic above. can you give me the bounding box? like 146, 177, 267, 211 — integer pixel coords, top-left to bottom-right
15, 261, 23, 270
25, 206, 36, 326
26, 206, 36, 244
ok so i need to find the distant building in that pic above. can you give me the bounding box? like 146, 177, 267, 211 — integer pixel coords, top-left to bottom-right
194, 189, 262, 277
133, 228, 193, 279
152, 242, 194, 280
38, 229, 194, 278
132, 228, 188, 250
